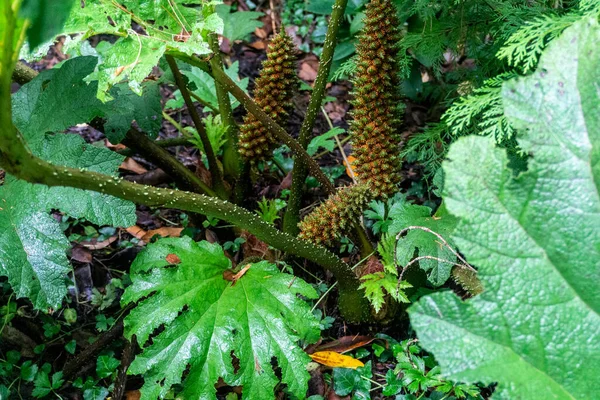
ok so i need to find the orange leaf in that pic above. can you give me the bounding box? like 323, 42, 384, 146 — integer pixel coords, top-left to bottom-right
125, 225, 147, 240
309, 351, 364, 369
343, 155, 358, 179
165, 254, 181, 264
114, 65, 127, 77
141, 227, 183, 241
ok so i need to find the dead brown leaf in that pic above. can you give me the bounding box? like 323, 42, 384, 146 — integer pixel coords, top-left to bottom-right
104, 139, 127, 151
223, 264, 251, 286
240, 231, 275, 261
141, 227, 183, 241
125, 225, 147, 240
324, 101, 348, 123
119, 157, 148, 174
255, 27, 268, 39
205, 229, 219, 244
70, 245, 92, 263
166, 254, 181, 264
125, 391, 141, 400
248, 40, 267, 50
195, 160, 213, 187
314, 335, 374, 354
232, 264, 252, 285
299, 55, 319, 82
80, 236, 117, 250
327, 391, 351, 400
356, 255, 385, 278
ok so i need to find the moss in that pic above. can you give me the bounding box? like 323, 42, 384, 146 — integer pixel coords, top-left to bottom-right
238, 32, 298, 162
350, 0, 403, 197
299, 184, 372, 246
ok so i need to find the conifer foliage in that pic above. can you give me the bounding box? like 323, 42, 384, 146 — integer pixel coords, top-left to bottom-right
298, 184, 371, 246
350, 0, 403, 198
238, 31, 298, 162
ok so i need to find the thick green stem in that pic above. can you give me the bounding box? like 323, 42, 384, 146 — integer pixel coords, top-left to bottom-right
117, 137, 193, 157
11, 63, 214, 198
11, 61, 37, 85
209, 63, 336, 194
166, 55, 228, 199
121, 128, 216, 197
0, 140, 368, 320
189, 91, 219, 113
208, 34, 241, 181
1, 59, 367, 322
284, 0, 349, 235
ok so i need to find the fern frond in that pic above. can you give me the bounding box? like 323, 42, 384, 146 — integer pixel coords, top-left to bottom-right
496, 13, 582, 73
443, 73, 517, 142
400, 123, 450, 178
331, 56, 357, 81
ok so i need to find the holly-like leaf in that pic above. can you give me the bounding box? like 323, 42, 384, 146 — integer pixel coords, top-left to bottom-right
122, 237, 321, 400
409, 19, 600, 399
96, 354, 120, 379
1, 57, 136, 309
388, 202, 458, 286
332, 361, 372, 399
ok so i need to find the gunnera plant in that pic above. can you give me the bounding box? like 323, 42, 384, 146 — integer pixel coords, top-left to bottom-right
238, 31, 298, 162
298, 0, 402, 246
349, 0, 403, 197
298, 184, 371, 246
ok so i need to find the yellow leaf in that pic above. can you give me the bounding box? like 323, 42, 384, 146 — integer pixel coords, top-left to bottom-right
344, 155, 358, 179
309, 351, 364, 369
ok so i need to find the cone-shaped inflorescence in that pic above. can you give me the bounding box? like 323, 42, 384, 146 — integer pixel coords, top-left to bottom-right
350, 0, 402, 197
238, 32, 298, 162
451, 266, 483, 296
299, 184, 372, 246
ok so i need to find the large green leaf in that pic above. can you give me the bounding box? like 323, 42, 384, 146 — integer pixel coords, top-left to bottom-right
1, 57, 136, 309
388, 202, 458, 286
55, 0, 217, 100
19, 0, 75, 49
216, 4, 263, 42
122, 237, 321, 400
409, 19, 600, 399
103, 81, 162, 143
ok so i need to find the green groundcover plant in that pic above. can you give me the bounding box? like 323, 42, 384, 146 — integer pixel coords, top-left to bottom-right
0, 0, 598, 399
